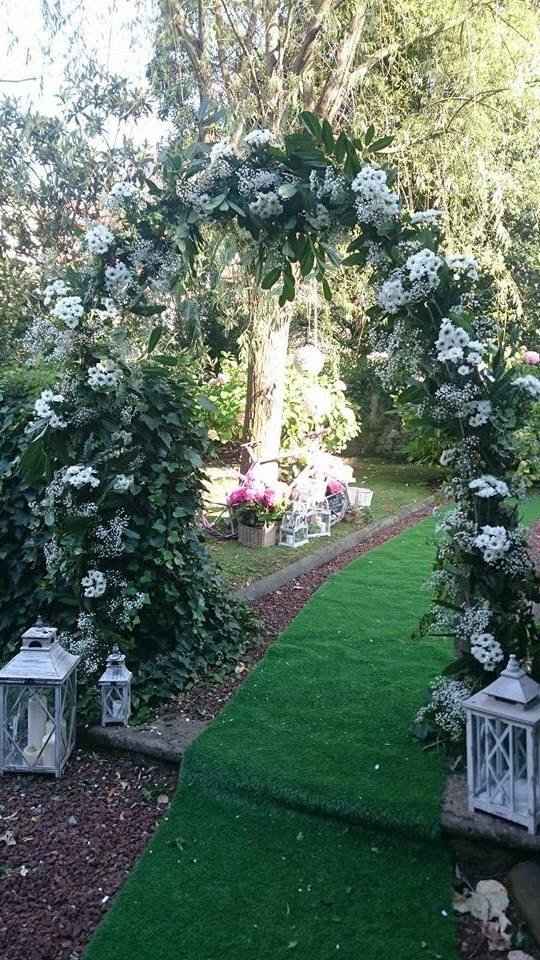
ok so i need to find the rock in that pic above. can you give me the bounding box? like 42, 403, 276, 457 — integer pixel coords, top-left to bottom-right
508, 861, 540, 946
67, 816, 78, 827
508, 951, 536, 960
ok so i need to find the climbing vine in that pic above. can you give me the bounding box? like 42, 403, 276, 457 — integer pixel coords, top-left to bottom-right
22, 114, 540, 701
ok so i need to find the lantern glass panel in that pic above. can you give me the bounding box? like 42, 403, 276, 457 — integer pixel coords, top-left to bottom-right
3, 685, 57, 771
471, 714, 532, 818
279, 511, 309, 548
103, 684, 130, 724
307, 502, 331, 538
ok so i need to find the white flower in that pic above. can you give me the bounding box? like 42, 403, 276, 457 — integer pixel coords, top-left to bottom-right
85, 224, 114, 256
305, 203, 331, 230
513, 375, 540, 400
469, 476, 510, 499
439, 448, 455, 466
81, 569, 107, 598
446, 254, 479, 282
473, 525, 511, 563
32, 389, 67, 429
209, 139, 234, 164
410, 209, 443, 225
113, 474, 132, 493
87, 359, 123, 391
352, 166, 400, 225
106, 181, 139, 209
366, 350, 389, 364
471, 632, 504, 671
52, 296, 84, 329
105, 261, 131, 294
244, 128, 273, 150
468, 400, 492, 427
249, 191, 284, 220
43, 279, 70, 306
64, 465, 100, 489
377, 275, 408, 314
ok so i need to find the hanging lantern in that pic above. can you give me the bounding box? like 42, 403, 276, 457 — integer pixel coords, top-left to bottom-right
464, 655, 540, 834
294, 344, 325, 376
304, 384, 332, 420
279, 510, 309, 549
307, 500, 332, 539
0, 619, 80, 778
98, 646, 132, 726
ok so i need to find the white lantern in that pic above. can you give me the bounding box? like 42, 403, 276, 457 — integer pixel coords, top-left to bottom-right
348, 486, 374, 508
464, 656, 540, 834
98, 646, 132, 726
307, 500, 332, 538
294, 344, 325, 376
279, 510, 309, 548
0, 620, 80, 778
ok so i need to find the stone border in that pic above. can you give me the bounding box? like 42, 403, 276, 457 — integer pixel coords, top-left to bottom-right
442, 773, 540, 854
236, 496, 437, 602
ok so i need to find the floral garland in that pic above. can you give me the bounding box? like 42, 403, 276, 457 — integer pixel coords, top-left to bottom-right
26, 113, 539, 699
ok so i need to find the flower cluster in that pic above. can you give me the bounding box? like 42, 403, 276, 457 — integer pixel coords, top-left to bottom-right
81, 569, 107, 598
106, 180, 139, 209
113, 473, 132, 493
446, 254, 479, 282
410, 209, 443, 225
469, 476, 509, 499
351, 166, 399, 225
43, 279, 70, 306
244, 128, 273, 150
88, 359, 123, 391
309, 168, 347, 204
416, 676, 472, 742
249, 191, 284, 220
227, 480, 289, 525
105, 262, 132, 295
378, 248, 442, 314
64, 464, 100, 489
473, 525, 511, 563
435, 318, 486, 373
32, 389, 66, 430
52, 296, 85, 329
513, 375, 540, 400
85, 224, 114, 255
471, 632, 504, 670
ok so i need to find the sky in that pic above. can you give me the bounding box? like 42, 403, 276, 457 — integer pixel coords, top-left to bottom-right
0, 0, 165, 141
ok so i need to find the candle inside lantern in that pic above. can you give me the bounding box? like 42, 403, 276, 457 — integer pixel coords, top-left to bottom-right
40, 720, 56, 767
111, 697, 123, 720
23, 694, 47, 767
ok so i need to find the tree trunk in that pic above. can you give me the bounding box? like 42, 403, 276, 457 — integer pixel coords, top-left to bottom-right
241, 291, 290, 482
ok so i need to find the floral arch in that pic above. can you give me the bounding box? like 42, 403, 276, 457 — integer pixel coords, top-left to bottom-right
24, 114, 540, 705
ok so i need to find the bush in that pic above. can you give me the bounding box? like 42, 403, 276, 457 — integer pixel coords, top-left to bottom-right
203, 354, 359, 453
516, 401, 540, 486
2, 356, 254, 720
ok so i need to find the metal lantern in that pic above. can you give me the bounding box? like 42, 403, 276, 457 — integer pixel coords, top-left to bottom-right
279, 510, 309, 548
0, 620, 80, 778
464, 656, 540, 834
98, 646, 132, 726
307, 500, 332, 538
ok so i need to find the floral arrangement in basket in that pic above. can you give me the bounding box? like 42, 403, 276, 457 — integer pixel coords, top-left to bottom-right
227, 481, 290, 528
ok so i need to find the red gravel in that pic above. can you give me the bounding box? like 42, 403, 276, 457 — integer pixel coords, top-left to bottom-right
0, 750, 177, 960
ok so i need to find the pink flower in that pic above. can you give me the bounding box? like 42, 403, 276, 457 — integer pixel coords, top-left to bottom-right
326, 478, 345, 495
227, 486, 254, 507
524, 350, 540, 366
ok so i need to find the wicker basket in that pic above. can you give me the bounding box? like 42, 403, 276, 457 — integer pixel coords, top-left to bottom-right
237, 521, 278, 548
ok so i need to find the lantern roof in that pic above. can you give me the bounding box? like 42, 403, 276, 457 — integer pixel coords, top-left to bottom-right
483, 655, 540, 705
98, 646, 132, 685
0, 619, 80, 683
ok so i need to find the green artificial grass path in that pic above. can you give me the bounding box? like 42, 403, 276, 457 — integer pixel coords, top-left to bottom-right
85, 496, 540, 960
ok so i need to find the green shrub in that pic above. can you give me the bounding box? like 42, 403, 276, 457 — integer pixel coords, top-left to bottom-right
1, 357, 254, 721
516, 401, 540, 486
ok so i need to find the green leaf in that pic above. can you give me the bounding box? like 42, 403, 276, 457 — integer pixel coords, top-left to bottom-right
261, 267, 282, 289
300, 112, 322, 140
322, 278, 332, 302
364, 125, 375, 146
367, 135, 393, 153
334, 131, 348, 163
321, 119, 335, 155
277, 183, 298, 199
20, 440, 48, 484
148, 326, 164, 354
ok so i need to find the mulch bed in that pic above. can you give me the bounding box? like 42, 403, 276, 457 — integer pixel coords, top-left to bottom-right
1, 509, 538, 960
0, 750, 177, 960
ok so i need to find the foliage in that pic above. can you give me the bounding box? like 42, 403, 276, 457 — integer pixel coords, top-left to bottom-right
516, 401, 540, 487
0, 364, 57, 660
4, 350, 254, 720
203, 354, 359, 453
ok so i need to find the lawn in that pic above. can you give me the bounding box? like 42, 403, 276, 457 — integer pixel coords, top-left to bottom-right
205, 456, 441, 589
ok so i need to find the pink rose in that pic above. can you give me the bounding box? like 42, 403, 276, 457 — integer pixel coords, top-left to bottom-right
326, 478, 345, 495
227, 486, 253, 507
524, 350, 540, 366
